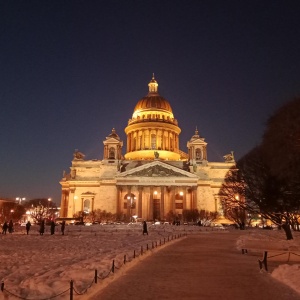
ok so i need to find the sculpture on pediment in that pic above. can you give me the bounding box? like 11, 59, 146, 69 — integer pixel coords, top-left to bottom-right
128, 165, 187, 177
154, 151, 159, 159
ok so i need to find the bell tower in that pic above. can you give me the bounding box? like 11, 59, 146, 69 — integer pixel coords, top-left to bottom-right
103, 128, 123, 160
187, 127, 207, 163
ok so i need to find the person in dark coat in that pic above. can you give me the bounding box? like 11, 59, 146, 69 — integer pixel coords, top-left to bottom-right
2, 222, 8, 235
142, 221, 148, 235
25, 221, 31, 235
39, 220, 45, 235
8, 220, 14, 233
50, 221, 55, 235
61, 220, 66, 235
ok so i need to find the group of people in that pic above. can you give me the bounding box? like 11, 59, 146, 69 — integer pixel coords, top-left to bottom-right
39, 220, 66, 235
1, 220, 14, 234
1, 220, 66, 235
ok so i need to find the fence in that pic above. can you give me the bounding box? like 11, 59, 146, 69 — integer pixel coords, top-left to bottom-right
1, 233, 186, 300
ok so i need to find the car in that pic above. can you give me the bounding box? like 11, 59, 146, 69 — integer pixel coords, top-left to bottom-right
74, 221, 85, 226
20, 222, 27, 227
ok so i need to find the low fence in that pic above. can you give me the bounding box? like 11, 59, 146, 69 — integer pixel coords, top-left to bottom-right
1, 233, 186, 300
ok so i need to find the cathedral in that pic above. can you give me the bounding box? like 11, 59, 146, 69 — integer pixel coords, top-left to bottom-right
59, 76, 235, 221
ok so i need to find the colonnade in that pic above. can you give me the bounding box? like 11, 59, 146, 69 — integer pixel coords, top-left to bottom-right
116, 185, 197, 221
126, 129, 179, 153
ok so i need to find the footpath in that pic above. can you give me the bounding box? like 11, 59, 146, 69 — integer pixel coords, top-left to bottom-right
84, 231, 300, 300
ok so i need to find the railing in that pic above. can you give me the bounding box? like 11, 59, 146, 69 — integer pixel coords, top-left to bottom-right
1, 233, 187, 300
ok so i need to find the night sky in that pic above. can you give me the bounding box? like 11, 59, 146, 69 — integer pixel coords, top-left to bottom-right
1, 1, 300, 204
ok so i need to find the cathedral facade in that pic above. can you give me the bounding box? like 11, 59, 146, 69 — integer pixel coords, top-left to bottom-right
59, 76, 235, 221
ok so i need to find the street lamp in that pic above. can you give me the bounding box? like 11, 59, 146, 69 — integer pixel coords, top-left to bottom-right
127, 195, 136, 223
48, 198, 52, 220
16, 197, 26, 204
73, 196, 78, 216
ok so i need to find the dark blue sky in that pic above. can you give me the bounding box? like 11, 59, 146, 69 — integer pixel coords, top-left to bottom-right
1, 1, 300, 204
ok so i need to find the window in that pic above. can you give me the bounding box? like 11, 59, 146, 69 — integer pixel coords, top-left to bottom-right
151, 134, 156, 149
109, 147, 115, 159
83, 199, 90, 212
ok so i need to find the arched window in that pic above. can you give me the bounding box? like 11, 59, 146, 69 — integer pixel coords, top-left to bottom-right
109, 147, 115, 159
151, 134, 156, 149
196, 148, 202, 160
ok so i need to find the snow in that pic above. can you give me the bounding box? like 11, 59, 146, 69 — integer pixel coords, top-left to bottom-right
1, 224, 300, 299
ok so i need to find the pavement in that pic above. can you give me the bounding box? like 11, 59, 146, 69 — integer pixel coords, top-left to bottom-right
84, 231, 300, 300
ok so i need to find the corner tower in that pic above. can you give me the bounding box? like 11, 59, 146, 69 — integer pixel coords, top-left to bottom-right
124, 75, 182, 160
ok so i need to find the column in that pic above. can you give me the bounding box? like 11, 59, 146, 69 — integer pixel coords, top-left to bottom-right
138, 187, 143, 219
127, 186, 131, 218
171, 187, 175, 213
160, 186, 165, 220
116, 187, 121, 214
183, 187, 187, 210
142, 130, 145, 150
148, 129, 151, 149
149, 186, 153, 220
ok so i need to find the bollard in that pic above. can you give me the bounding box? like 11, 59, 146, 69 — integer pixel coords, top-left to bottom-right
112, 260, 115, 273
168, 236, 169, 241
95, 269, 97, 284
152, 241, 154, 249
133, 250, 135, 258
124, 254, 126, 264
1, 281, 4, 292
70, 280, 73, 300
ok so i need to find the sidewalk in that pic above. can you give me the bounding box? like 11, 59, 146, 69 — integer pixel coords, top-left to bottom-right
85, 231, 299, 300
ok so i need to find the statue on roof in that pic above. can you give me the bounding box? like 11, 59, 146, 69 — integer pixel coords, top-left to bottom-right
154, 151, 159, 159
73, 149, 85, 160
223, 151, 235, 163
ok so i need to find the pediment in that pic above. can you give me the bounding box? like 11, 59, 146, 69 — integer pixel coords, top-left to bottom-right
189, 138, 207, 145
117, 161, 198, 178
104, 137, 121, 144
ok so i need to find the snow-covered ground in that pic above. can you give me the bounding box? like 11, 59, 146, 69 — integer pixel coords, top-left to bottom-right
1, 224, 300, 299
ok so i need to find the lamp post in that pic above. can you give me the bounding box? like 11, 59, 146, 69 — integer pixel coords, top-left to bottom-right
73, 196, 78, 217
127, 195, 136, 223
48, 198, 52, 220
16, 197, 26, 205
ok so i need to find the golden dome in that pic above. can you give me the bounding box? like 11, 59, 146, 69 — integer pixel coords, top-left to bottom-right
133, 75, 173, 113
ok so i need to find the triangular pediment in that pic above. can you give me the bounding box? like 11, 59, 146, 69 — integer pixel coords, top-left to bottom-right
117, 161, 198, 178
189, 138, 207, 145
104, 137, 121, 144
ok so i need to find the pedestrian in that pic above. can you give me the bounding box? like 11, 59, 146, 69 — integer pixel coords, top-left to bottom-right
39, 220, 45, 236
2, 222, 8, 235
8, 220, 14, 233
50, 221, 55, 235
25, 221, 31, 235
142, 220, 148, 235
61, 220, 66, 235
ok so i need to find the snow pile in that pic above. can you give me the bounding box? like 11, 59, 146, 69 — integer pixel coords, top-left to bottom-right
236, 229, 300, 295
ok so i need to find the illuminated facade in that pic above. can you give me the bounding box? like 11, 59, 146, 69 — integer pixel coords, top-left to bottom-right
59, 76, 235, 221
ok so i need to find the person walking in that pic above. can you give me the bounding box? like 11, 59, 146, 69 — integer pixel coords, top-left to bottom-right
2, 222, 8, 235
25, 221, 31, 235
8, 220, 14, 233
39, 220, 45, 236
50, 221, 55, 235
142, 220, 148, 235
61, 220, 66, 235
